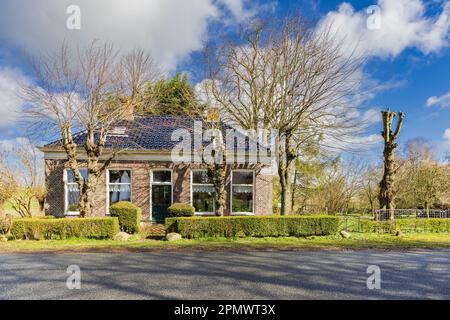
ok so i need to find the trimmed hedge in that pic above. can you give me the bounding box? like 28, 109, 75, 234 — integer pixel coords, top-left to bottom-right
11, 217, 119, 240
343, 218, 450, 233
396, 218, 450, 233
109, 202, 142, 234
351, 220, 396, 233
168, 203, 195, 217
166, 215, 339, 239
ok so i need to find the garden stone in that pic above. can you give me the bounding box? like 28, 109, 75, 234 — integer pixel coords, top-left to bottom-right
340, 230, 351, 239
114, 232, 131, 241
166, 233, 182, 241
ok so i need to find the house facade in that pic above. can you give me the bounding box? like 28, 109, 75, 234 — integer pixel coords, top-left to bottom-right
40, 116, 273, 223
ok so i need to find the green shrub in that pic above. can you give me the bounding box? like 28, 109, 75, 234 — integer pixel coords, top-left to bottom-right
354, 220, 395, 233
68, 204, 78, 212
11, 217, 119, 240
168, 203, 195, 217
109, 202, 141, 233
166, 215, 339, 239
341, 217, 450, 233
395, 218, 450, 233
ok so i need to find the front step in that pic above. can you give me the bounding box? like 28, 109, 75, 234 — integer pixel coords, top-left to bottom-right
141, 222, 166, 236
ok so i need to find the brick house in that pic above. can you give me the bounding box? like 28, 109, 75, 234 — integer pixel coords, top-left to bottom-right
39, 116, 273, 223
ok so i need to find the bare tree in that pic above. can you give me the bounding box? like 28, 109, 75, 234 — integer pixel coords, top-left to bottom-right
360, 164, 380, 215
378, 108, 405, 219
21, 41, 159, 217
0, 140, 45, 217
174, 86, 229, 216
203, 16, 363, 214
396, 138, 450, 213
0, 150, 14, 213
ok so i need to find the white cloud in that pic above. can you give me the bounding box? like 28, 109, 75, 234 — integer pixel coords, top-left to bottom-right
0, 0, 257, 71
219, 0, 246, 20
317, 0, 450, 59
0, 67, 30, 129
443, 128, 450, 140
438, 128, 450, 157
0, 137, 29, 152
426, 91, 450, 108
361, 108, 382, 125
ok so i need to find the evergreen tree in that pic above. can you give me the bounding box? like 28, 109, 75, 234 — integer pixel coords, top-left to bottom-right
138, 73, 202, 116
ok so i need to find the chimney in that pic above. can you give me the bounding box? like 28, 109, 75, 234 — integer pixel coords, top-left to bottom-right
122, 97, 135, 121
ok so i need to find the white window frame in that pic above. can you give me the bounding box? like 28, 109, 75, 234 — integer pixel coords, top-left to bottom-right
106, 168, 133, 215
150, 169, 174, 222
63, 168, 88, 216
191, 169, 215, 216
230, 169, 255, 216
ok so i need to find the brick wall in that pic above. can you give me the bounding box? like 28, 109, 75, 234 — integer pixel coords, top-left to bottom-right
44, 159, 273, 220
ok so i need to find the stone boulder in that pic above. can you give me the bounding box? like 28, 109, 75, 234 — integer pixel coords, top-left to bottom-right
340, 230, 351, 239
166, 233, 182, 241
114, 232, 132, 241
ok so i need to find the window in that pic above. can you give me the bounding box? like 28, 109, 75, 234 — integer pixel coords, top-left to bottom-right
65, 169, 88, 214
108, 170, 132, 206
231, 171, 254, 214
192, 170, 215, 214
152, 170, 172, 184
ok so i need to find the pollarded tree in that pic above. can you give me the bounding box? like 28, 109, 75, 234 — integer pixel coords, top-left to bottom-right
203, 16, 363, 215
21, 42, 159, 217
378, 108, 405, 219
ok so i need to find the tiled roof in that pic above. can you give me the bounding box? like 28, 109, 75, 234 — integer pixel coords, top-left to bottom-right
44, 115, 258, 152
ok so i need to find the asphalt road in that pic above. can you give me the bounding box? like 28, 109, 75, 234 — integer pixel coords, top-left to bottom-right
0, 249, 449, 300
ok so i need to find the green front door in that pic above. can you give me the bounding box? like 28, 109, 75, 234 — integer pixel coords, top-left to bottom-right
152, 184, 172, 224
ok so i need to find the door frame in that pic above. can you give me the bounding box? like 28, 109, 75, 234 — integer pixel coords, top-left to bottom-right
150, 169, 174, 223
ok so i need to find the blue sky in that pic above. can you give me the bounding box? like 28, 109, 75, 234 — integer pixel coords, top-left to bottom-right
0, 0, 449, 160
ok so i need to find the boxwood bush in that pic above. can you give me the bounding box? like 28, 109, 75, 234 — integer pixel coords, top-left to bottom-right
352, 220, 396, 233
395, 218, 450, 233
168, 203, 195, 217
166, 215, 339, 239
11, 217, 119, 240
342, 218, 450, 233
109, 201, 141, 234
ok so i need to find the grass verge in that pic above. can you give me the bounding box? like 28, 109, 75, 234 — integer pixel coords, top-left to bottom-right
1, 233, 450, 253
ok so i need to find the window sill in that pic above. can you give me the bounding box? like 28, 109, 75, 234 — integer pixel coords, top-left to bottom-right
65, 212, 80, 216
194, 212, 216, 216
231, 212, 255, 216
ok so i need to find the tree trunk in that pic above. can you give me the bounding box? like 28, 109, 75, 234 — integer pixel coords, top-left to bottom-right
76, 126, 113, 218
379, 143, 396, 219
378, 108, 404, 221
205, 136, 227, 217
208, 163, 227, 217
78, 175, 98, 217
278, 132, 296, 215
38, 198, 45, 213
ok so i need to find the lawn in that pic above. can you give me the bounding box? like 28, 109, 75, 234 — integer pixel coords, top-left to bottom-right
1, 233, 450, 253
